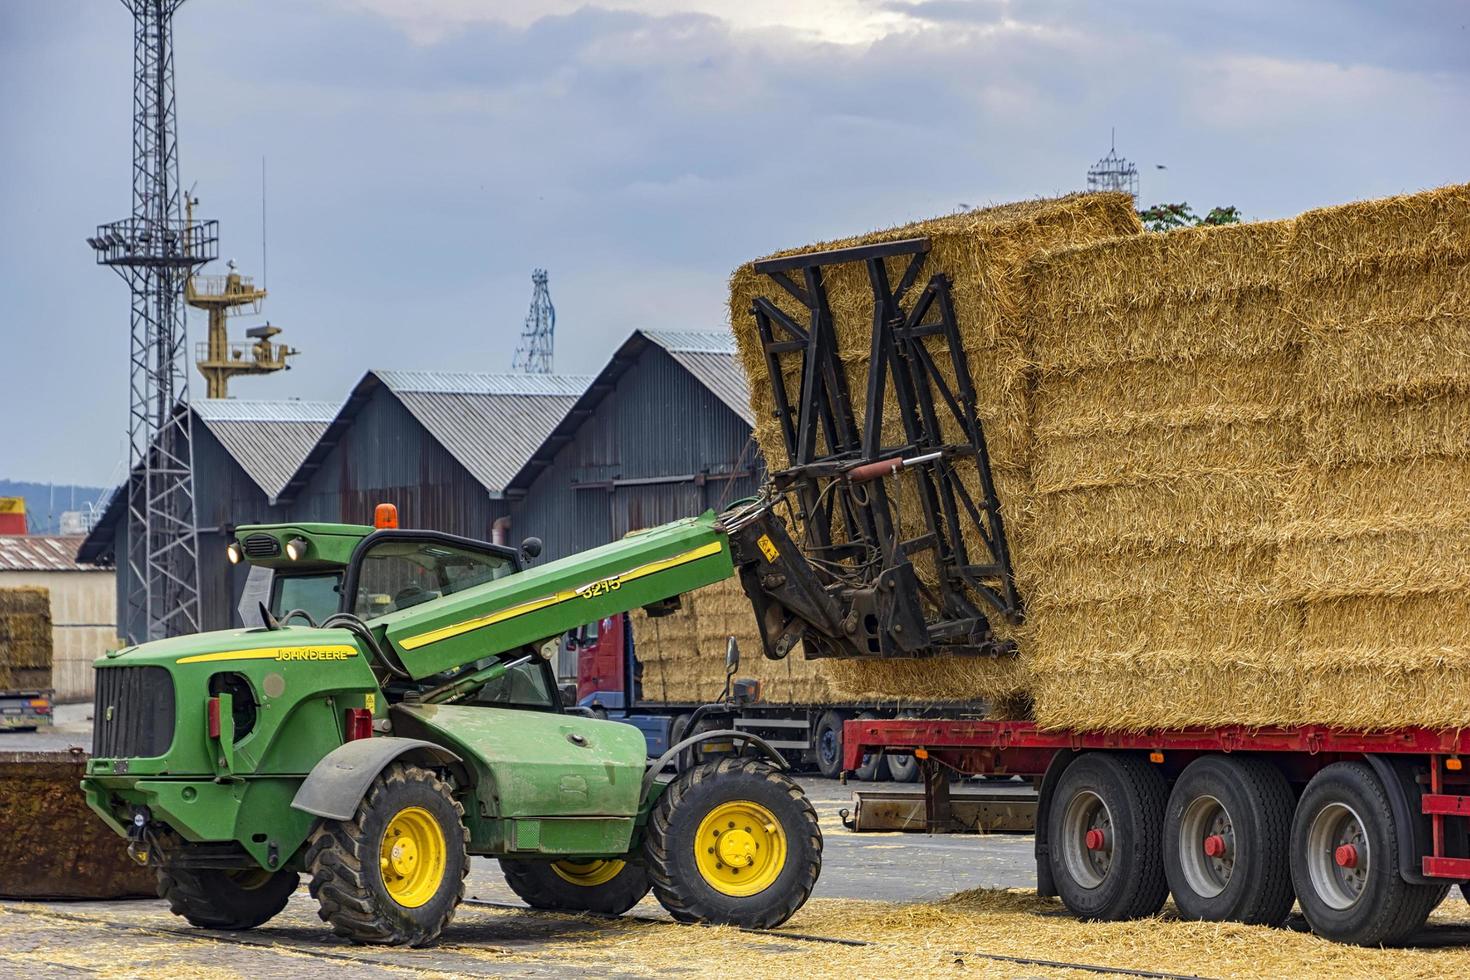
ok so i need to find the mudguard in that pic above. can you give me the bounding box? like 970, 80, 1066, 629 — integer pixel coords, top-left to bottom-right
291, 737, 462, 822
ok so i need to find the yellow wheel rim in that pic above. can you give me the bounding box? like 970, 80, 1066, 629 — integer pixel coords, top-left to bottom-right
379, 806, 447, 908
551, 859, 626, 887
694, 800, 787, 897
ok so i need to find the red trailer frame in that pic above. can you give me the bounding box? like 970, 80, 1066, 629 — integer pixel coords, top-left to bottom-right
844, 718, 1470, 881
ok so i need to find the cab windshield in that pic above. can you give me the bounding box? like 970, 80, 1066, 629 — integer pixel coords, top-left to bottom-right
352, 539, 513, 620
270, 572, 343, 625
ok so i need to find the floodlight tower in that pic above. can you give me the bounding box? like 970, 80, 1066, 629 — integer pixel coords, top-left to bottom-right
1087, 128, 1140, 199
512, 269, 555, 374
88, 0, 216, 642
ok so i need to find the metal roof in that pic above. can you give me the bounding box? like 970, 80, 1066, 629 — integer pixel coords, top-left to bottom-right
505, 329, 755, 492
275, 371, 591, 503
373, 372, 587, 397
192, 400, 340, 499
0, 535, 102, 572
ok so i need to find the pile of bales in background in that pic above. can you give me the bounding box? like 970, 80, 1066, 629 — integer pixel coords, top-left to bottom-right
0, 587, 53, 691
721, 182, 1470, 730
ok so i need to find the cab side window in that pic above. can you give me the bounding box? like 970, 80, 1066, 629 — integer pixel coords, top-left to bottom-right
353, 539, 512, 620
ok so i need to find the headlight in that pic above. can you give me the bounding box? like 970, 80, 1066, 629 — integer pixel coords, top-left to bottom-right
226, 542, 242, 564
285, 536, 309, 561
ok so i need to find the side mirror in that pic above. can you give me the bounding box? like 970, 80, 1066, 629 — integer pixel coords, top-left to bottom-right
520, 536, 543, 561
725, 636, 740, 674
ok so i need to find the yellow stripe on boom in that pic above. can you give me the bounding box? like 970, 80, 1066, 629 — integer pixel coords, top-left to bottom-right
176, 645, 358, 665
399, 540, 723, 651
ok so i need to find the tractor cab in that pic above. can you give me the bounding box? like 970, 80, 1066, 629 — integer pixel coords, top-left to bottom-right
228, 505, 526, 630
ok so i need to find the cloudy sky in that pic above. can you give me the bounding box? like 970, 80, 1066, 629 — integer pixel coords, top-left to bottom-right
1, 0, 1466, 485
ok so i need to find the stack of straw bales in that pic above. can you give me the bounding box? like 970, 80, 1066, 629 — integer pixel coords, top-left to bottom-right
1021, 219, 1301, 728
632, 577, 836, 703
727, 193, 1142, 706
0, 587, 53, 691
726, 182, 1470, 730
1280, 184, 1470, 728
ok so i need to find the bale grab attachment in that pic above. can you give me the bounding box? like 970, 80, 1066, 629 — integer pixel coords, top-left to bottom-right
726, 237, 1022, 660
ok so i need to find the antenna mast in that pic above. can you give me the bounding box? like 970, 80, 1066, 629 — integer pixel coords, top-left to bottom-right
88, 0, 215, 642
512, 269, 555, 374
1086, 128, 1140, 199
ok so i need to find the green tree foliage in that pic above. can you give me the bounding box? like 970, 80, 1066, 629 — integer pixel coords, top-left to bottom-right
1137, 202, 1243, 232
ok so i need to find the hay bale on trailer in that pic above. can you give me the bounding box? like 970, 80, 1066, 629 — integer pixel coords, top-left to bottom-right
0, 587, 54, 690
727, 192, 1143, 705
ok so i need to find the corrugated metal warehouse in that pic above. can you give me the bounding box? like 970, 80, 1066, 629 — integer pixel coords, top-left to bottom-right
276, 370, 589, 539
0, 535, 116, 702
79, 400, 339, 642
504, 330, 760, 561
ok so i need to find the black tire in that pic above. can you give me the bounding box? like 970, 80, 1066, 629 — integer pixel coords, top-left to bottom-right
1289, 761, 1446, 946
306, 763, 468, 946
853, 712, 888, 782
1047, 752, 1169, 921
157, 866, 299, 930
501, 858, 651, 915
1163, 756, 1295, 925
645, 757, 821, 928
669, 713, 692, 747
812, 710, 846, 779
887, 750, 921, 783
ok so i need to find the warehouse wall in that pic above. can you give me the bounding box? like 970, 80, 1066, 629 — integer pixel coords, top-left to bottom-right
0, 569, 117, 702
509, 345, 759, 562
290, 385, 499, 540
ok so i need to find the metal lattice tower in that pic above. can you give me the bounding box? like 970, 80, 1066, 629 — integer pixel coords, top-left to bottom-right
512, 269, 555, 374
1087, 129, 1139, 199
88, 0, 216, 642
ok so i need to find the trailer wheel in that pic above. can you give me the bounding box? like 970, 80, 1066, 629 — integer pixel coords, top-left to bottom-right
1163, 756, 1294, 925
1047, 753, 1168, 921
158, 866, 299, 930
886, 751, 921, 783
500, 858, 651, 915
644, 757, 821, 928
813, 711, 847, 779
853, 712, 888, 782
1289, 761, 1446, 946
306, 762, 468, 947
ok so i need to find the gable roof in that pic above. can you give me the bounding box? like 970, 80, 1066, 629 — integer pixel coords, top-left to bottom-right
504, 329, 754, 494
0, 535, 100, 572
639, 330, 753, 425
193, 400, 339, 500
76, 398, 340, 564
275, 370, 590, 504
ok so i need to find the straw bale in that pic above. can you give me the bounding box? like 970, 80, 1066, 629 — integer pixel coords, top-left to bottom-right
1032, 418, 1295, 495
1301, 390, 1470, 467
1277, 527, 1470, 601
1026, 597, 1298, 662
1017, 543, 1276, 607
1286, 182, 1470, 281
1299, 593, 1470, 651
1032, 353, 1298, 441
0, 588, 53, 671
1281, 457, 1470, 539
1025, 474, 1282, 558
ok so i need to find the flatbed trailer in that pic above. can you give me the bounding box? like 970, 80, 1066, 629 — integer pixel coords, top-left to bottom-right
845, 717, 1470, 945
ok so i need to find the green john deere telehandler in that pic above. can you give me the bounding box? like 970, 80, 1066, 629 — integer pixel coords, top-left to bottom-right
80, 237, 1025, 946
82, 508, 824, 945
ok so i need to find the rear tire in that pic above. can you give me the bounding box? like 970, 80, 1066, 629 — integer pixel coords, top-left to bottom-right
307, 763, 468, 946
501, 858, 651, 915
644, 757, 821, 928
1047, 753, 1169, 921
157, 866, 298, 930
886, 751, 921, 783
1163, 756, 1295, 925
812, 711, 846, 779
1289, 761, 1444, 946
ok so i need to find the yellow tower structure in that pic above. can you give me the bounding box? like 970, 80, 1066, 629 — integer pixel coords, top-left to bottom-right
187, 261, 297, 398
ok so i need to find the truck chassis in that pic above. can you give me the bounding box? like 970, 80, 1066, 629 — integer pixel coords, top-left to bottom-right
847, 718, 1470, 945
